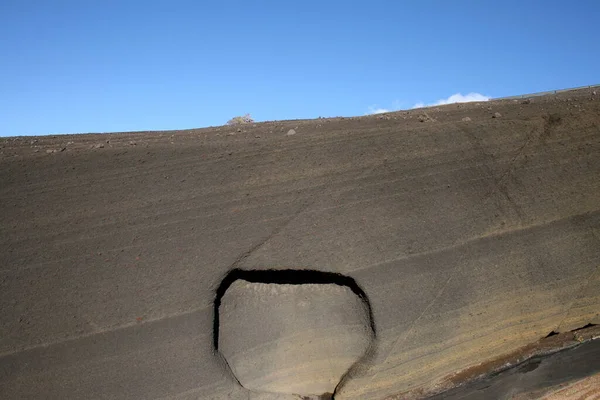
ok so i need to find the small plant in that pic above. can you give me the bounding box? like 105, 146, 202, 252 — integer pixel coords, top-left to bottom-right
226, 114, 254, 125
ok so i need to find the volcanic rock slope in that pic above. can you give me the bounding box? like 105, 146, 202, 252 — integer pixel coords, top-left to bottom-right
1, 88, 599, 399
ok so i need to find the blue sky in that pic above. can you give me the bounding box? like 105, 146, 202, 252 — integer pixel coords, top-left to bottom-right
1, 0, 599, 136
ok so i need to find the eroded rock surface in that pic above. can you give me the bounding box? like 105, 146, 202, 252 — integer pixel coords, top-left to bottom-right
219, 281, 373, 396
1, 87, 599, 399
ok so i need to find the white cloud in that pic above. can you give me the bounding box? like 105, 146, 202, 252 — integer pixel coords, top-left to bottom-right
366, 105, 390, 115
412, 92, 490, 109
366, 93, 490, 115
365, 92, 491, 115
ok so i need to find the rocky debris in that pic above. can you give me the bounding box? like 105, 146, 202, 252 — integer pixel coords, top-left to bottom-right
45, 147, 66, 154
286, 129, 296, 136
462, 117, 472, 122
492, 112, 502, 118
522, 99, 531, 104
91, 144, 105, 149
418, 113, 436, 123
